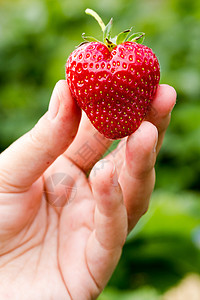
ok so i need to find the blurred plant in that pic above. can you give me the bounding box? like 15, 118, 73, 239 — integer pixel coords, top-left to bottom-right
0, 0, 199, 298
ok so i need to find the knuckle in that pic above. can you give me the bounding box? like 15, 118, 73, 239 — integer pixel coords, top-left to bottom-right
135, 165, 155, 181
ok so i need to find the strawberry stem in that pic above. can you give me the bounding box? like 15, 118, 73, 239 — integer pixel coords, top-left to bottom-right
83, 8, 145, 52
85, 8, 116, 51
85, 8, 105, 32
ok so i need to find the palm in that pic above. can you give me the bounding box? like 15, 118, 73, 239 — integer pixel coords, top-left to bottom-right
0, 153, 125, 299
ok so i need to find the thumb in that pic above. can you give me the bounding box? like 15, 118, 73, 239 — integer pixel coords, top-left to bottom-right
0, 80, 81, 192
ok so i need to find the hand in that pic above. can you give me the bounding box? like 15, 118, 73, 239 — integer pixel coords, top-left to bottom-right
0, 80, 176, 299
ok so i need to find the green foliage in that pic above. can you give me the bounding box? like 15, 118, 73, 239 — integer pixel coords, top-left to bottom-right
99, 286, 160, 300
101, 191, 200, 298
0, 0, 200, 298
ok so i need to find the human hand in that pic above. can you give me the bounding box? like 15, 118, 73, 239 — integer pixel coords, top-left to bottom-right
0, 80, 176, 299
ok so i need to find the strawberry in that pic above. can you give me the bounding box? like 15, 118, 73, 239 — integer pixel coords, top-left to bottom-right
66, 9, 160, 139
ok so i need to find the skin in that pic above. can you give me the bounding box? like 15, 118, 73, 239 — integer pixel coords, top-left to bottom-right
0, 80, 176, 299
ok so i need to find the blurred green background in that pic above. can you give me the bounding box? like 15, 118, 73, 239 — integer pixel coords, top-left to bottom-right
0, 0, 200, 298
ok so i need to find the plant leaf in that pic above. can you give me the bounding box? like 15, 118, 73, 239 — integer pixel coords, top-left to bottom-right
127, 32, 145, 44
103, 18, 113, 43
135, 34, 145, 44
76, 41, 89, 48
116, 29, 132, 45
82, 33, 100, 43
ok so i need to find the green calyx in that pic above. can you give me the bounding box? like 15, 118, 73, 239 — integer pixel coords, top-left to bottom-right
83, 8, 145, 51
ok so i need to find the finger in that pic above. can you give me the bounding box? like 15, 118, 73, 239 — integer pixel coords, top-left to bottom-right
146, 84, 177, 153
0, 80, 81, 192
119, 121, 158, 231
86, 160, 128, 289
105, 137, 127, 174
64, 112, 112, 173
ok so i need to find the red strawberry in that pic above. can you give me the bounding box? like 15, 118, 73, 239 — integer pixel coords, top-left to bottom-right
66, 9, 160, 139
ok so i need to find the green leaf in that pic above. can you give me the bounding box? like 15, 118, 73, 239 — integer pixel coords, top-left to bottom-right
82, 33, 100, 43
116, 29, 131, 45
127, 32, 145, 44
135, 34, 145, 44
103, 18, 113, 43
76, 41, 89, 48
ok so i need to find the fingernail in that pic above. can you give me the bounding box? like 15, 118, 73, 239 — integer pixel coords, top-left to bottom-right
111, 165, 118, 187
47, 85, 60, 120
